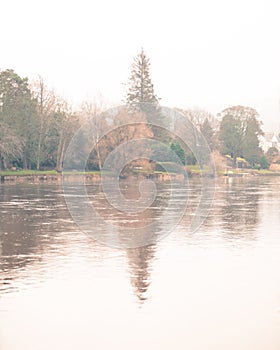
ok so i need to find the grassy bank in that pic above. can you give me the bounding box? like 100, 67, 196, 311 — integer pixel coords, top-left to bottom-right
217, 168, 280, 176
0, 170, 108, 176
1, 167, 280, 178
0, 170, 58, 176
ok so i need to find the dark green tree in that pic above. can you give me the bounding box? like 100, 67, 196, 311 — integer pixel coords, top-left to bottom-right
266, 146, 279, 159
200, 118, 216, 151
0, 69, 38, 169
126, 48, 158, 109
242, 114, 263, 165
170, 141, 186, 165
219, 106, 263, 167
219, 114, 243, 167
259, 156, 269, 169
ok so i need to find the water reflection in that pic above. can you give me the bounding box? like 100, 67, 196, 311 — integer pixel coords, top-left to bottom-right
126, 244, 156, 303
1, 179, 280, 349
0, 178, 267, 296
63, 180, 187, 248
0, 184, 74, 292
218, 177, 260, 239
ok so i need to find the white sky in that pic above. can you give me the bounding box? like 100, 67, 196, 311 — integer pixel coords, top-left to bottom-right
1, 0, 280, 130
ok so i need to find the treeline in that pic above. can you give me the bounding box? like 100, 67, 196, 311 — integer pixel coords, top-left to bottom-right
0, 70, 79, 171
0, 49, 273, 172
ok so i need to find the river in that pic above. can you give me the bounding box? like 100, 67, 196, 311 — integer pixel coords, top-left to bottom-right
0, 177, 280, 349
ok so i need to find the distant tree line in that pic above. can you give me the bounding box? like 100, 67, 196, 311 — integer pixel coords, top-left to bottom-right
0, 70, 79, 171
0, 49, 274, 172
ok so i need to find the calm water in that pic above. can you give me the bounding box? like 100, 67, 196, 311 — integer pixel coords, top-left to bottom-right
1, 177, 280, 349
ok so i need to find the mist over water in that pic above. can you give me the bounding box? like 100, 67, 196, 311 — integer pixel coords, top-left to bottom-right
0, 177, 280, 349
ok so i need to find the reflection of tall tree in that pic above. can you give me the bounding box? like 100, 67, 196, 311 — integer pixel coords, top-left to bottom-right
126, 244, 156, 304
79, 180, 174, 247
88, 181, 159, 302
78, 180, 159, 303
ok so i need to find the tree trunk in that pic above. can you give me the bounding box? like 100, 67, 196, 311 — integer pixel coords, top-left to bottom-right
36, 123, 43, 170
96, 142, 102, 170
57, 140, 66, 172
23, 153, 28, 170
56, 130, 63, 171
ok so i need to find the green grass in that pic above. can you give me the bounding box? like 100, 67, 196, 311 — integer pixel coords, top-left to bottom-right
219, 168, 280, 176
153, 171, 177, 175
1, 167, 279, 178
0, 170, 58, 176
256, 169, 275, 174
0, 170, 113, 176
186, 165, 211, 173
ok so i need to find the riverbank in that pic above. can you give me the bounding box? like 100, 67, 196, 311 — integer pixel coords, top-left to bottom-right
0, 171, 102, 184
0, 171, 186, 184
1, 168, 280, 184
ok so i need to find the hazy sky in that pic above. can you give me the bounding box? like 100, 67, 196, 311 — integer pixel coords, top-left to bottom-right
1, 0, 280, 130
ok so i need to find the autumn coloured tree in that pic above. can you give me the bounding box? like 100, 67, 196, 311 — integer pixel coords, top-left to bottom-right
125, 49, 170, 141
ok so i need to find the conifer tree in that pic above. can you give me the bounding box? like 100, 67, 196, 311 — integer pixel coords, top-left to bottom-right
126, 48, 158, 110
125, 49, 170, 141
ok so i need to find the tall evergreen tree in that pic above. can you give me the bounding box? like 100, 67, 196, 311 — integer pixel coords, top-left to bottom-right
126, 49, 170, 142
126, 48, 158, 109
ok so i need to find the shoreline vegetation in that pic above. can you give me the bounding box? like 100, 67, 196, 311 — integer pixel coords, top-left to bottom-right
1, 50, 280, 177
1, 167, 280, 184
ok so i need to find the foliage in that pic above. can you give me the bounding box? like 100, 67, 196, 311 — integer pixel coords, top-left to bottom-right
125, 48, 170, 142
259, 156, 269, 169
95, 109, 154, 176
0, 69, 38, 169
0, 64, 276, 174
0, 70, 79, 171
266, 146, 279, 158
170, 141, 186, 165
155, 162, 185, 174
200, 118, 216, 151
126, 48, 158, 109
0, 121, 24, 169
219, 105, 263, 167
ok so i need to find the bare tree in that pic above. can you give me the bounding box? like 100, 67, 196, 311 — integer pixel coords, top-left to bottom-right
31, 76, 57, 169
100, 109, 154, 176
0, 121, 25, 170
181, 108, 218, 130
79, 96, 109, 170
55, 99, 79, 172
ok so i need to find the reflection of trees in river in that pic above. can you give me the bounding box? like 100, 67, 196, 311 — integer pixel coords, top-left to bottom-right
85, 181, 161, 303
76, 180, 173, 247
0, 184, 73, 288
67, 180, 165, 302
0, 182, 163, 301
125, 244, 156, 304
179, 177, 261, 241
0, 179, 268, 300
218, 178, 260, 239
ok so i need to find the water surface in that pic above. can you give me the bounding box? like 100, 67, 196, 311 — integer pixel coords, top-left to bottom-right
0, 177, 280, 349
